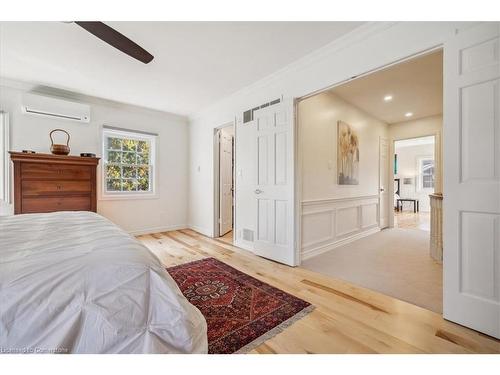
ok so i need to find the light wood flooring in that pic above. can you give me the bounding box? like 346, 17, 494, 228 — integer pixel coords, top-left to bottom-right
137, 229, 500, 354
394, 210, 430, 231
218, 230, 233, 245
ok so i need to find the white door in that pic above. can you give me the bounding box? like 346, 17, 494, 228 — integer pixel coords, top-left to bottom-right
252, 100, 297, 266
379, 137, 389, 229
234, 116, 257, 251
219, 127, 233, 236
443, 22, 500, 338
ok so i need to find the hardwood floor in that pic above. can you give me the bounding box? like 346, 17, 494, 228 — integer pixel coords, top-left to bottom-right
394, 210, 430, 231
137, 229, 500, 354
218, 230, 233, 245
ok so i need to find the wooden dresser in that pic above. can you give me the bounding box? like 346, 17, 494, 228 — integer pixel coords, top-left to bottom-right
9, 152, 100, 214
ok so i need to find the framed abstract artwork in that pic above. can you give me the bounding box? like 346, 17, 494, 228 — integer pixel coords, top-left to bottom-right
337, 120, 359, 185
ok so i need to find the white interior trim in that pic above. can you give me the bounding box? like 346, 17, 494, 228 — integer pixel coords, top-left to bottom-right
128, 224, 187, 237
100, 126, 159, 201
301, 195, 380, 260
302, 195, 379, 206
213, 121, 234, 238
389, 130, 441, 227
0, 112, 10, 206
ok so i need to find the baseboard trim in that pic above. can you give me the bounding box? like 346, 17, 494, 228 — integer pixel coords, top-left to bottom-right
301, 227, 381, 261
234, 239, 253, 253
187, 224, 213, 237
129, 224, 187, 236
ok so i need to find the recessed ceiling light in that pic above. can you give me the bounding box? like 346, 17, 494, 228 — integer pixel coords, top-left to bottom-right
383, 95, 393, 102
405, 112, 413, 117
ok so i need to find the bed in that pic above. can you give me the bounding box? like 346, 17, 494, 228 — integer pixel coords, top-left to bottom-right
0, 211, 208, 354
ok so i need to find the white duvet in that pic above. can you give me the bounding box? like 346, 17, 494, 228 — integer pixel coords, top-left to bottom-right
0, 211, 207, 354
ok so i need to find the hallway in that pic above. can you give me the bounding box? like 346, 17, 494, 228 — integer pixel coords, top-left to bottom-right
394, 210, 430, 231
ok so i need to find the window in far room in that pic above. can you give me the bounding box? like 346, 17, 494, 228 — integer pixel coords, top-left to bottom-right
102, 127, 157, 197
418, 157, 435, 190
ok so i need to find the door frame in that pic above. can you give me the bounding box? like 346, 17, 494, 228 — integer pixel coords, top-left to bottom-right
389, 132, 441, 228
0, 111, 10, 205
379, 136, 390, 229
294, 45, 443, 266
213, 121, 235, 238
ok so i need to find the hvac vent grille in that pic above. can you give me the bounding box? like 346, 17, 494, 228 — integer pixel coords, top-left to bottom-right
243, 98, 281, 123
242, 229, 254, 242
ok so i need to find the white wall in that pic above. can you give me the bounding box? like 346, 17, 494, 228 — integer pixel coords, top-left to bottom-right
299, 91, 388, 201
395, 142, 435, 211
187, 22, 469, 237
0, 82, 189, 234
298, 91, 387, 258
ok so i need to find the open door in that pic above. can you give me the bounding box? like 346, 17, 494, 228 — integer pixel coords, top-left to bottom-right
379, 137, 389, 229
443, 22, 500, 338
219, 127, 233, 236
252, 99, 297, 266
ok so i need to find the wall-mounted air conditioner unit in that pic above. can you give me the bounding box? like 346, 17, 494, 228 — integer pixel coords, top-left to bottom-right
22, 93, 91, 123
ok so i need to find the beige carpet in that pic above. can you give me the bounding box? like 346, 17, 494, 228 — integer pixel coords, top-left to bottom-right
301, 228, 443, 313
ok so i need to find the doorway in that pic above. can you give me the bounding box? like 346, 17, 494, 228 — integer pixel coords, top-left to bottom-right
214, 123, 234, 242
393, 135, 436, 231
299, 49, 444, 313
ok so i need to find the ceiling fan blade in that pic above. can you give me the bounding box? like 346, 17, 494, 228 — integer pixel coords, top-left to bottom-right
75, 21, 154, 64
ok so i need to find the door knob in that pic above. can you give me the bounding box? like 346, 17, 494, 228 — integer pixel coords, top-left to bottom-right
380, 188, 385, 192
254, 189, 263, 194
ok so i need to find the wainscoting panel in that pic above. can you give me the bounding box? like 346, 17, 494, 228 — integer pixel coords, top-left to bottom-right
361, 203, 379, 229
302, 210, 335, 249
336, 206, 360, 238
301, 195, 380, 260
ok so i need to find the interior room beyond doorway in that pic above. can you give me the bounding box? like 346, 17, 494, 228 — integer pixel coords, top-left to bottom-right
394, 135, 436, 231
299, 49, 443, 313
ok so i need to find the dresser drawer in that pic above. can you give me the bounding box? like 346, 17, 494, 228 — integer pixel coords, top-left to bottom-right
22, 196, 91, 213
22, 180, 92, 196
21, 162, 92, 180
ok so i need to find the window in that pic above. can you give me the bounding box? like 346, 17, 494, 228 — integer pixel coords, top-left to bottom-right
418, 157, 435, 190
102, 127, 157, 197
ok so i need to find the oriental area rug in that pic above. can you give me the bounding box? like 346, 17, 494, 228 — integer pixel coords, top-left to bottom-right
167, 257, 314, 354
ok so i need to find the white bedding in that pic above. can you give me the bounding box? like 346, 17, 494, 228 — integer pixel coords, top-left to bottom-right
0, 211, 207, 354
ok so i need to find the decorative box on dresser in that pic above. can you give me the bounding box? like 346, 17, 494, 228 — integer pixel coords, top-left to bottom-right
9, 152, 100, 214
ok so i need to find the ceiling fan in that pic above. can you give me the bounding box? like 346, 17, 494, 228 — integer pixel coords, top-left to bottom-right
74, 21, 154, 64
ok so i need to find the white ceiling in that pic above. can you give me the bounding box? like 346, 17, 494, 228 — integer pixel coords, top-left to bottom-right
0, 21, 364, 116
395, 135, 435, 149
332, 50, 443, 124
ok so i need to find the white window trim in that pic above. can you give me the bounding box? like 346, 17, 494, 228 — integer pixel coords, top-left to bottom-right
416, 155, 435, 192
0, 112, 10, 205
100, 126, 158, 201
